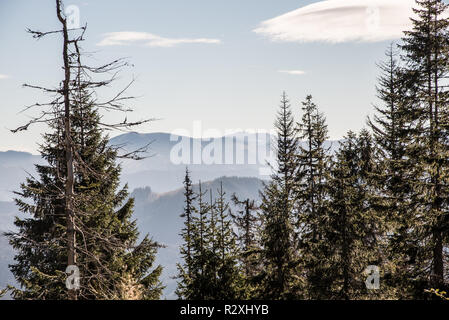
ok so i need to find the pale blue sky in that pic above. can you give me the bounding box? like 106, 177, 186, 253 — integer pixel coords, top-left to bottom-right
0, 0, 425, 153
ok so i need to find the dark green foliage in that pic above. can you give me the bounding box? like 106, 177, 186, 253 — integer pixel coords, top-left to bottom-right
231, 194, 261, 298
323, 131, 383, 299
367, 45, 419, 298
258, 92, 300, 299
295, 95, 331, 299
213, 184, 243, 299
177, 178, 242, 300
397, 0, 449, 293
176, 168, 196, 291
6, 91, 163, 300
182, 182, 210, 299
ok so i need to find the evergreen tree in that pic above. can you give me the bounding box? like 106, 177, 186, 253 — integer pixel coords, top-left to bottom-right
180, 182, 211, 299
6, 89, 163, 300
295, 95, 331, 299
176, 168, 197, 299
205, 189, 219, 298
213, 183, 242, 299
231, 194, 261, 298
368, 45, 418, 298
177, 179, 242, 300
6, 0, 162, 300
399, 0, 449, 292
258, 92, 300, 299
324, 131, 383, 300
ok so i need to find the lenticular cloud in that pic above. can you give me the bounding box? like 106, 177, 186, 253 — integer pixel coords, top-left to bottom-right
254, 0, 416, 44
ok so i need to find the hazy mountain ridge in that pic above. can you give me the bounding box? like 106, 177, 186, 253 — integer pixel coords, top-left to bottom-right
110, 132, 274, 193
110, 132, 340, 193
1, 132, 340, 201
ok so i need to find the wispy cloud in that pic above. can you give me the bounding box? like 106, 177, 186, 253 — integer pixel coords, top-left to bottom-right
279, 70, 306, 75
0, 74, 9, 80
254, 0, 417, 44
98, 32, 222, 47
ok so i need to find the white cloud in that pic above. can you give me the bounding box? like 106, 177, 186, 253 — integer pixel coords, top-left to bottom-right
0, 74, 9, 80
254, 0, 417, 44
279, 70, 306, 75
98, 32, 222, 47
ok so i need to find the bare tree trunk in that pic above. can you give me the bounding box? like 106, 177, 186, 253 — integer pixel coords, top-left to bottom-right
11, 0, 153, 299
56, 0, 77, 300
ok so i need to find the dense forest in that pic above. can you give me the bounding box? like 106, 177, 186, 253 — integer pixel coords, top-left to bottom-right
1, 0, 449, 300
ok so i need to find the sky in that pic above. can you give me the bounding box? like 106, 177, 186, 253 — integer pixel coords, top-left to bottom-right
0, 0, 429, 153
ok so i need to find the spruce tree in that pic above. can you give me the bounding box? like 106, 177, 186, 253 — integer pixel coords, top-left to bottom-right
181, 182, 211, 299
399, 0, 449, 292
7, 89, 163, 300
177, 179, 242, 300
324, 130, 383, 300
231, 194, 261, 298
6, 0, 162, 300
213, 183, 242, 299
367, 45, 418, 298
204, 189, 220, 298
176, 168, 197, 299
259, 92, 299, 299
295, 95, 331, 299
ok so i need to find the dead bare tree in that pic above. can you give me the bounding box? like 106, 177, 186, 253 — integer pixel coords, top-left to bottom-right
10, 0, 156, 300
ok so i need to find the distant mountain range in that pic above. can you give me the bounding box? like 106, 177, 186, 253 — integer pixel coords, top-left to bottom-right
0, 131, 275, 200
0, 132, 340, 201
110, 131, 339, 193
109, 132, 275, 193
